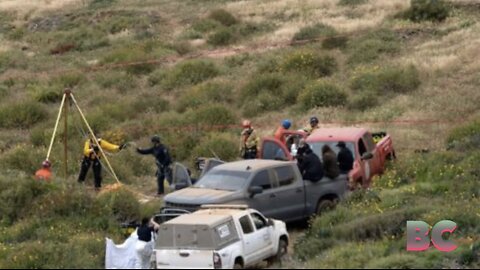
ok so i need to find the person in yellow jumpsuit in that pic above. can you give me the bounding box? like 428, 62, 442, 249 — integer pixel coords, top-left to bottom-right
78, 132, 126, 189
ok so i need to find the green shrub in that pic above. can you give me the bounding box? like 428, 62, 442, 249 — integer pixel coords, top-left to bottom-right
208, 9, 238, 27
95, 71, 138, 93
102, 46, 156, 75
191, 133, 239, 164
208, 27, 236, 46
347, 91, 379, 111
0, 144, 46, 174
192, 19, 221, 33
132, 94, 170, 114
240, 73, 306, 116
28, 83, 63, 103
89, 0, 116, 9
446, 118, 480, 151
402, 0, 450, 22
338, 0, 368, 6
0, 176, 53, 224
0, 51, 28, 74
322, 36, 348, 50
282, 50, 337, 77
185, 104, 237, 128
0, 101, 48, 128
350, 65, 421, 95
176, 82, 233, 113
348, 29, 400, 64
292, 23, 336, 42
63, 27, 110, 51
366, 253, 423, 268
299, 81, 347, 109
170, 41, 193, 55
153, 60, 220, 90
97, 188, 141, 222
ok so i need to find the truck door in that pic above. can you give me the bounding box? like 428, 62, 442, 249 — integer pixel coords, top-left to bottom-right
270, 165, 305, 222
248, 169, 279, 218
199, 158, 225, 179
249, 212, 273, 259
171, 163, 192, 190
362, 132, 381, 175
357, 138, 371, 187
260, 138, 293, 161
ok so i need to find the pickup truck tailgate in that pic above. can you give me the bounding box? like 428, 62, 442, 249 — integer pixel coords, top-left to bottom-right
156, 249, 214, 269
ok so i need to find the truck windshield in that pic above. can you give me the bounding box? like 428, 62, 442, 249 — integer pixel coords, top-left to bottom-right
309, 141, 356, 160
194, 170, 251, 191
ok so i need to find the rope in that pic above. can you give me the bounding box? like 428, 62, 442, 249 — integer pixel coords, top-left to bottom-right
46, 93, 67, 161
70, 94, 122, 185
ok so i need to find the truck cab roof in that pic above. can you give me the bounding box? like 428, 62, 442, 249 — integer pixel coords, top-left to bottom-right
211, 159, 296, 173
163, 206, 251, 228
308, 127, 368, 142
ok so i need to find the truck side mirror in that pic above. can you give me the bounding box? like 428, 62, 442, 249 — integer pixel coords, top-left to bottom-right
248, 186, 263, 198
268, 218, 275, 227
361, 152, 374, 160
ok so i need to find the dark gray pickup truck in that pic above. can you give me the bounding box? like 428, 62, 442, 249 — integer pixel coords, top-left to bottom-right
163, 159, 348, 222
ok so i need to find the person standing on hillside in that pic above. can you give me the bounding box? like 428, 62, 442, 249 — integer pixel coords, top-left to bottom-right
239, 120, 259, 159
303, 116, 320, 136
78, 132, 126, 190
136, 135, 172, 196
274, 119, 292, 144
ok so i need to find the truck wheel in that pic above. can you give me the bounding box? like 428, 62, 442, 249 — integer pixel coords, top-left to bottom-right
267, 238, 288, 265
316, 200, 335, 216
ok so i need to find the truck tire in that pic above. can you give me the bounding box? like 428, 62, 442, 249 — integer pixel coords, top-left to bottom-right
234, 258, 244, 269
267, 238, 288, 265
316, 200, 335, 216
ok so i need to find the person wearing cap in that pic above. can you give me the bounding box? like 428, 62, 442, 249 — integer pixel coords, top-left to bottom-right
135, 217, 160, 269
322, 145, 340, 179
274, 119, 292, 144
78, 131, 126, 190
239, 120, 259, 159
296, 139, 324, 182
137, 135, 172, 196
35, 160, 53, 182
337, 141, 354, 174
303, 116, 320, 136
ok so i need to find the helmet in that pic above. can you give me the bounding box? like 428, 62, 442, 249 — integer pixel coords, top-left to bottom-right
151, 135, 161, 143
242, 120, 251, 128
42, 160, 51, 168
282, 119, 291, 129
310, 116, 319, 125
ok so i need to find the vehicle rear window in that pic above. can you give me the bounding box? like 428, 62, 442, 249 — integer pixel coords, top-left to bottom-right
195, 170, 251, 191
262, 141, 288, 160
274, 166, 295, 187
156, 220, 239, 250
250, 170, 272, 190
310, 141, 356, 160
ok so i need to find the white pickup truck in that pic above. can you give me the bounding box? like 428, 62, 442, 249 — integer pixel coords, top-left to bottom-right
154, 205, 289, 269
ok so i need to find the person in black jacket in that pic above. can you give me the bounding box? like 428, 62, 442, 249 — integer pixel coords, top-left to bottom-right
296, 139, 324, 182
137, 135, 172, 196
337, 141, 354, 174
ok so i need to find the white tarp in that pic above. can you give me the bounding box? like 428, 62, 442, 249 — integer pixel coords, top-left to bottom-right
105, 230, 154, 269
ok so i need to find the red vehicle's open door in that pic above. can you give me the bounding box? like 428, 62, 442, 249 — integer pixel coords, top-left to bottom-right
259, 137, 294, 161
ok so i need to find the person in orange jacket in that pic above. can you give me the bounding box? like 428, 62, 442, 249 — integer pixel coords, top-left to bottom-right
78, 132, 126, 189
274, 119, 292, 144
35, 160, 52, 182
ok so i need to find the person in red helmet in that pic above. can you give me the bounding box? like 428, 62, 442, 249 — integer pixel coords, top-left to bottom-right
35, 160, 52, 182
239, 120, 259, 159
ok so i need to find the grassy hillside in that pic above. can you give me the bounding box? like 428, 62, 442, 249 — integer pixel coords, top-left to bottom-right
0, 0, 479, 268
